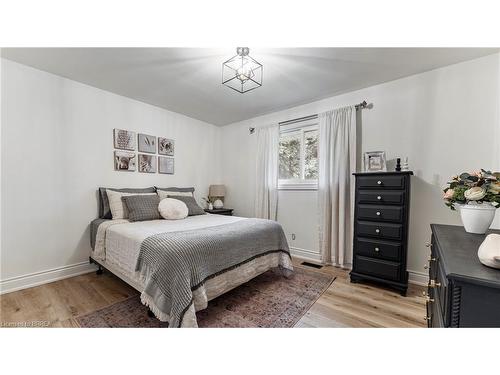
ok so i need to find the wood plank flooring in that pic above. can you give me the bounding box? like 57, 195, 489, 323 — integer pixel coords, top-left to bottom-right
0, 259, 426, 328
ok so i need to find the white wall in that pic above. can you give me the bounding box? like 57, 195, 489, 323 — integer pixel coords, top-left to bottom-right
0, 59, 222, 292
221, 53, 500, 282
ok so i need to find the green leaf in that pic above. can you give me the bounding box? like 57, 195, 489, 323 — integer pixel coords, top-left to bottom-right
459, 173, 470, 180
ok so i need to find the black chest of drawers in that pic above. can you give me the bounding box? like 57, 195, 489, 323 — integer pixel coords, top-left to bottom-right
427, 224, 500, 327
350, 171, 413, 296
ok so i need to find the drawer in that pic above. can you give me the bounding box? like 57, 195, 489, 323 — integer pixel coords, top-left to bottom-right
357, 175, 406, 189
357, 190, 404, 205
355, 256, 401, 281
355, 237, 401, 261
357, 205, 403, 223
356, 221, 403, 240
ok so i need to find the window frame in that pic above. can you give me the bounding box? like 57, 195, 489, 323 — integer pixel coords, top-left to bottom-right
278, 118, 319, 191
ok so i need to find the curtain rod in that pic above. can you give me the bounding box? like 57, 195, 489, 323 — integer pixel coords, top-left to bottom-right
249, 100, 368, 134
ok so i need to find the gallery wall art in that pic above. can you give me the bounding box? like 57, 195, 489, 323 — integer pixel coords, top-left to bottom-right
158, 156, 174, 174
113, 129, 174, 174
114, 151, 136, 171
158, 137, 174, 156
138, 133, 156, 154
139, 154, 157, 173
114, 128, 136, 151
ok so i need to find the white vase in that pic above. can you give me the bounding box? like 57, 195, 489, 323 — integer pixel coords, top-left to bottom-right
459, 203, 497, 234
208, 202, 213, 210
477, 234, 500, 269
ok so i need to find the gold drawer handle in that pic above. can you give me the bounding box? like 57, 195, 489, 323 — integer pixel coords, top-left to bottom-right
429, 280, 441, 288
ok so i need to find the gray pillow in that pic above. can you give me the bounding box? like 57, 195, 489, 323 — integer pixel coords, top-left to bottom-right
168, 195, 205, 216
121, 194, 161, 222
98, 187, 156, 219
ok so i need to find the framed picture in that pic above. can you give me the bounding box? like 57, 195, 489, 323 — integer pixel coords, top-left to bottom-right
138, 154, 157, 173
114, 129, 136, 151
138, 133, 156, 154
158, 137, 174, 156
114, 151, 136, 171
158, 156, 174, 174
364, 151, 387, 172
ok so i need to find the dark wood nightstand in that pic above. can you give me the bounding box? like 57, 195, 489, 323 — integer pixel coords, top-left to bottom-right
204, 208, 234, 216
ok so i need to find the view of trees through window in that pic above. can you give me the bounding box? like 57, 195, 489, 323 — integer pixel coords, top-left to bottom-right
279, 126, 318, 182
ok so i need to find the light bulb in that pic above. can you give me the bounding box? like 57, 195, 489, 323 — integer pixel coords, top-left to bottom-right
236, 66, 250, 82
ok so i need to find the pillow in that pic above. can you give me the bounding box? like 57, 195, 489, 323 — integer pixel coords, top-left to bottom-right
168, 195, 205, 216
99, 187, 156, 219
121, 195, 161, 222
158, 198, 189, 220
106, 189, 156, 219
156, 187, 194, 200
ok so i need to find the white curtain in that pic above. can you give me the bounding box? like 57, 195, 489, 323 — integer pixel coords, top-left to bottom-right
318, 106, 357, 267
255, 124, 279, 220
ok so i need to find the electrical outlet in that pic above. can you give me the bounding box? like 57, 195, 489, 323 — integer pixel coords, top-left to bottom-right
291, 233, 296, 240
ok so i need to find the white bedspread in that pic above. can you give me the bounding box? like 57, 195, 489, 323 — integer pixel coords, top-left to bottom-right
94, 214, 245, 276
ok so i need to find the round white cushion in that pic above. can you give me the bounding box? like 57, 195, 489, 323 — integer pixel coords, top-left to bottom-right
158, 198, 188, 220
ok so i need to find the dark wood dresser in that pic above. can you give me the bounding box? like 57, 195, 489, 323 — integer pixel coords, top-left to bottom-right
426, 224, 500, 327
204, 208, 234, 216
350, 171, 413, 295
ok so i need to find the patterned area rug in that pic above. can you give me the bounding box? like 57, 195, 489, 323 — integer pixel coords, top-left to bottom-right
76, 266, 335, 328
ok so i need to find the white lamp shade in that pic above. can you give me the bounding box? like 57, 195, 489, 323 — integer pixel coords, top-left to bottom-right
209, 184, 226, 197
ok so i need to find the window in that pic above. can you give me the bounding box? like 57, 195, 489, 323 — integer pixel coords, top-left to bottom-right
278, 120, 318, 189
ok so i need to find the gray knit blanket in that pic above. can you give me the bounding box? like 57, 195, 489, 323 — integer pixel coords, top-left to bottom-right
135, 218, 292, 327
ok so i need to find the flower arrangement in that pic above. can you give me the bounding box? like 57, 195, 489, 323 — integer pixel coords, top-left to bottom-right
443, 169, 500, 210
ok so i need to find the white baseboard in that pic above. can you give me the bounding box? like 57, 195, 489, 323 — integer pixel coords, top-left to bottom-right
290, 246, 321, 262
0, 261, 97, 295
408, 270, 429, 286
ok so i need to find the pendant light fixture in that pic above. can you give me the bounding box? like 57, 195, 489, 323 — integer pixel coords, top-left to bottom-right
222, 47, 263, 93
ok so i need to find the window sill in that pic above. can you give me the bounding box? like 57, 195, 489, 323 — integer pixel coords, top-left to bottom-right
278, 182, 318, 191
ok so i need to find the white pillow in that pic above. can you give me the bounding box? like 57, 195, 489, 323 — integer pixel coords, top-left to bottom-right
157, 190, 193, 200
106, 189, 156, 219
158, 198, 189, 220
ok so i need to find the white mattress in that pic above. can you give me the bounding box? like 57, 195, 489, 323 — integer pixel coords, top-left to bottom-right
104, 214, 245, 276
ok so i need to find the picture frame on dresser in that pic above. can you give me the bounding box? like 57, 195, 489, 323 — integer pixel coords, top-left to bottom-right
350, 171, 413, 296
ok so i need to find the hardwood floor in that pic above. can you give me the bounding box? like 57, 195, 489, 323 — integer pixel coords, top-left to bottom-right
0, 259, 426, 328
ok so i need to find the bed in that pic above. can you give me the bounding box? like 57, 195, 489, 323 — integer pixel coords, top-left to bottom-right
90, 213, 293, 327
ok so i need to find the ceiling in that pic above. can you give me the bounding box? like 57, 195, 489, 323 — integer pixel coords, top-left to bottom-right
2, 48, 498, 126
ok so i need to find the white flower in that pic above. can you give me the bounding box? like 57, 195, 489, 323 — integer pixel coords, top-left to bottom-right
489, 182, 500, 195
464, 187, 487, 201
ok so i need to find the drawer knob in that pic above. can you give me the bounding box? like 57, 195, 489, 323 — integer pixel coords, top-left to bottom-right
375, 229, 380, 234
428, 257, 437, 262
376, 211, 381, 216
425, 242, 432, 248
425, 296, 435, 303
374, 247, 380, 252
377, 180, 382, 185
424, 316, 431, 321
424, 264, 429, 269
377, 195, 382, 200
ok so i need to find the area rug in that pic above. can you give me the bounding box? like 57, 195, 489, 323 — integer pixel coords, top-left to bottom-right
76, 266, 335, 328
